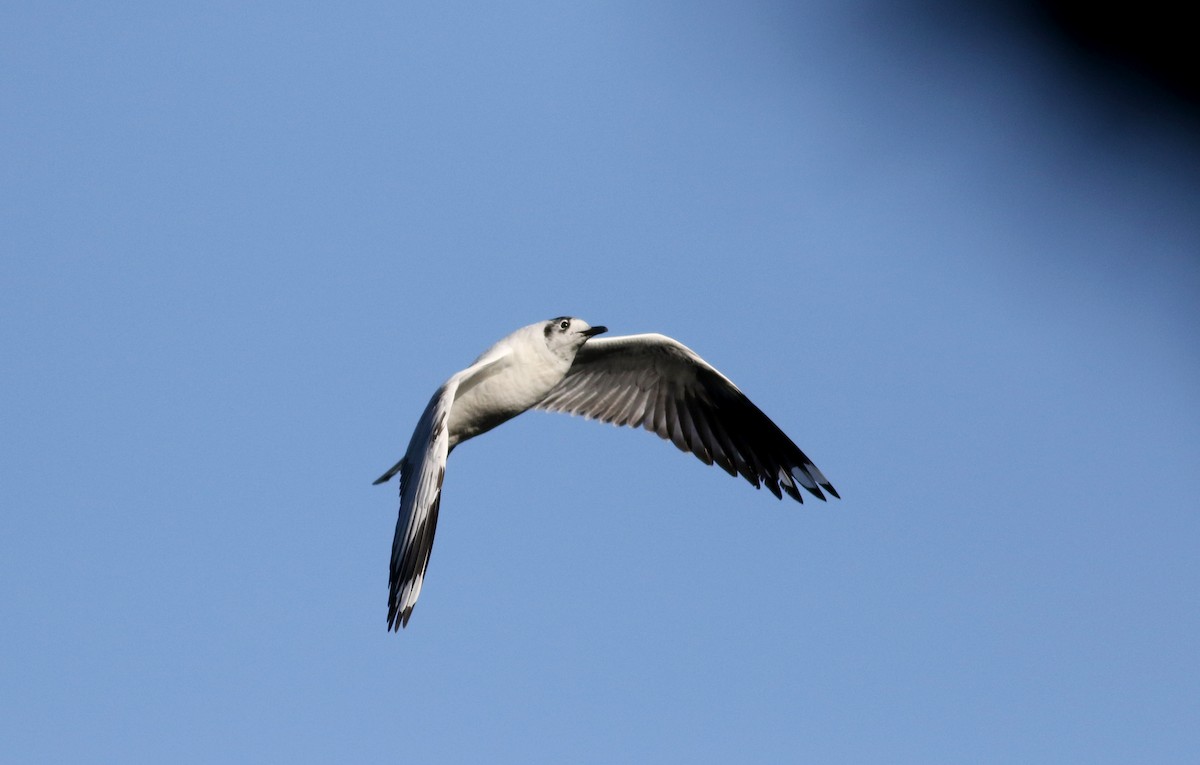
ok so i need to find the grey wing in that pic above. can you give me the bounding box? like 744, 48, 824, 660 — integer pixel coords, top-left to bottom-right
536, 334, 838, 502
377, 379, 457, 630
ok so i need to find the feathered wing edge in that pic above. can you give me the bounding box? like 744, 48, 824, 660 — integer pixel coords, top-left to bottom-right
536, 334, 838, 503
379, 380, 456, 630
373, 344, 514, 630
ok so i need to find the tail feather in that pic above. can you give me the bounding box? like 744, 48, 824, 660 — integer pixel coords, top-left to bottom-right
372, 458, 406, 485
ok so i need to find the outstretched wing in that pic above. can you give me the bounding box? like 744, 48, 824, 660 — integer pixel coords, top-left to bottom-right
375, 378, 458, 630
536, 333, 838, 502
373, 345, 514, 631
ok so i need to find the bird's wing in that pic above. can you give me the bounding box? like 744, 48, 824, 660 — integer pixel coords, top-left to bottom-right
372, 345, 513, 487
381, 378, 457, 630
536, 333, 838, 502
374, 346, 514, 630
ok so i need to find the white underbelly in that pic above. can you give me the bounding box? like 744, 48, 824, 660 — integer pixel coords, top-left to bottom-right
448, 365, 562, 444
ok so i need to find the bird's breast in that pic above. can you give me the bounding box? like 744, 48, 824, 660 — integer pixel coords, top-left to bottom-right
447, 360, 565, 445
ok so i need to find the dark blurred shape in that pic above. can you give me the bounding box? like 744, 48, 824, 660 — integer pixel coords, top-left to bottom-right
878, 0, 1200, 130
1032, 1, 1198, 111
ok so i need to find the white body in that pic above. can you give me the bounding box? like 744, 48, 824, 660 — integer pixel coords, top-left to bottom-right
376, 317, 837, 630
446, 322, 576, 445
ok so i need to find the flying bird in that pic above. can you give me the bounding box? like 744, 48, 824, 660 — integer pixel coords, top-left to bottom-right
374, 317, 838, 629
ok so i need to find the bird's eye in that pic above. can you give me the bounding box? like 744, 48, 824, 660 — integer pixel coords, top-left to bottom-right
559, 319, 570, 330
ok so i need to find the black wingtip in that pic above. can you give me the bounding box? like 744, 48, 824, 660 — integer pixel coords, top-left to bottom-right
823, 484, 840, 500
387, 609, 411, 632
387, 610, 403, 631
781, 479, 804, 503
765, 479, 783, 500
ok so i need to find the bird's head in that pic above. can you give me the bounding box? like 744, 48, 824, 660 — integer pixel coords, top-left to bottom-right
543, 316, 607, 359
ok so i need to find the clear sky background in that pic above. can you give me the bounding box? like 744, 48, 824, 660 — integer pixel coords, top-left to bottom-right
3, 2, 1198, 762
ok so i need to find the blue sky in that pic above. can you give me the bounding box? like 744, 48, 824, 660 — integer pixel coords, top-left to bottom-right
3, 2, 1198, 762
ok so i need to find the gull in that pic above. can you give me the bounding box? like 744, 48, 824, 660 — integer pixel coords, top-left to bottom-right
374, 317, 839, 630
